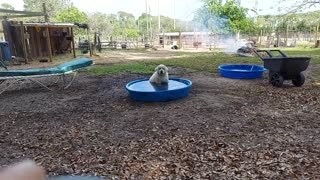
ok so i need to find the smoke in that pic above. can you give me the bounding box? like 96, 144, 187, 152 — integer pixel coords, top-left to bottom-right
192, 8, 246, 53
223, 39, 243, 53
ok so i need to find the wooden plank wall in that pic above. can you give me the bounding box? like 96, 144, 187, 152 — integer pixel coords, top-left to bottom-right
26, 27, 48, 58
2, 21, 73, 61
49, 27, 72, 54
11, 26, 24, 58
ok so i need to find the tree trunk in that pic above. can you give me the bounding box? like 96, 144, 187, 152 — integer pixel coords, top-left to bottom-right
285, 25, 289, 47
315, 24, 319, 47
259, 30, 262, 47
236, 30, 240, 41
276, 32, 280, 47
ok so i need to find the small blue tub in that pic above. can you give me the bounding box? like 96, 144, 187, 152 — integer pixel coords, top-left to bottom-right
126, 78, 192, 102
218, 64, 265, 79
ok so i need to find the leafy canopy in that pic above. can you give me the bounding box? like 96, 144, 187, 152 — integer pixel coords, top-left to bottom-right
194, 0, 256, 34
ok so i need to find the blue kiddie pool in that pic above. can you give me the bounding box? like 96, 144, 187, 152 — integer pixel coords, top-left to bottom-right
218, 64, 265, 79
126, 78, 192, 102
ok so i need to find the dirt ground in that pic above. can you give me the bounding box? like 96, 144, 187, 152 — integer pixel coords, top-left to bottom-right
0, 51, 320, 179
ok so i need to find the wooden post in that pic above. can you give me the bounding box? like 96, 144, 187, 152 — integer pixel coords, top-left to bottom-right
45, 27, 53, 62
43, 3, 49, 22
70, 27, 76, 58
29, 27, 37, 58
35, 28, 42, 57
20, 21, 28, 63
87, 28, 92, 57
179, 31, 182, 49
315, 24, 319, 47
259, 29, 262, 47
285, 25, 289, 47
163, 31, 165, 48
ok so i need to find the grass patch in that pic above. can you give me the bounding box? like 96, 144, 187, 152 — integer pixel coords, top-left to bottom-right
88, 48, 320, 75
89, 62, 155, 75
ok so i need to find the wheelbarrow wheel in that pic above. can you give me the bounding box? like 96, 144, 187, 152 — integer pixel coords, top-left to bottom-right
268, 71, 274, 82
292, 73, 305, 87
270, 73, 284, 87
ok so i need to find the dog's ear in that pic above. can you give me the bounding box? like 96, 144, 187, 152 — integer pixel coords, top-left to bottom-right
165, 66, 168, 71
155, 66, 159, 71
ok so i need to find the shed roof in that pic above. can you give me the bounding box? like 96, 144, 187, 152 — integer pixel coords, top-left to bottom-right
11, 22, 77, 28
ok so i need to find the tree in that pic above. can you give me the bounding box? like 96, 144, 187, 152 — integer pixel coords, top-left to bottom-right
137, 13, 186, 42
0, 3, 15, 17
55, 4, 87, 23
117, 11, 137, 40
117, 11, 136, 29
87, 12, 117, 40
1, 3, 15, 10
55, 4, 88, 36
282, 0, 320, 14
23, 0, 71, 19
194, 0, 255, 39
126, 29, 139, 39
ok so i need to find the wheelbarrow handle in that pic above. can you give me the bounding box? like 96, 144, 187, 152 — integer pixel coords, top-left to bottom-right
269, 49, 288, 57
254, 49, 288, 60
253, 49, 272, 60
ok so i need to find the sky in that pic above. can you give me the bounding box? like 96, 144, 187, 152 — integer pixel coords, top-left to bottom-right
0, 0, 203, 20
0, 0, 318, 21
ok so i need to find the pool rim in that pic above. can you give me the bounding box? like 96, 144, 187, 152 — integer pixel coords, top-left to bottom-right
125, 77, 192, 93
218, 64, 266, 73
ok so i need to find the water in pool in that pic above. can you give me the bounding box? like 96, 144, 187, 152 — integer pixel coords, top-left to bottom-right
127, 80, 187, 92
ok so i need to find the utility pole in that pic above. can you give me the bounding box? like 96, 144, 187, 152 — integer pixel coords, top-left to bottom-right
146, 0, 149, 42
254, 0, 258, 23
158, 0, 160, 32
149, 5, 152, 43
173, 0, 175, 30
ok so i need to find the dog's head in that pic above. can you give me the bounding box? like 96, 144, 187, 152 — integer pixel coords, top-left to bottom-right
155, 64, 168, 76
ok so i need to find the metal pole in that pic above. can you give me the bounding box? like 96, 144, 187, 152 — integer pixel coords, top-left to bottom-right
149, 5, 152, 44
158, 0, 160, 32
146, 0, 148, 42
173, 0, 175, 30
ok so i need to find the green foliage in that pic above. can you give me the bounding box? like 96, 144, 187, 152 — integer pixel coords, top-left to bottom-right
194, 0, 255, 35
118, 11, 136, 29
23, 0, 71, 20
55, 4, 87, 23
136, 13, 189, 41
257, 10, 320, 35
0, 3, 15, 18
126, 29, 139, 38
55, 4, 88, 36
1, 3, 14, 10
296, 20, 309, 33
89, 62, 155, 75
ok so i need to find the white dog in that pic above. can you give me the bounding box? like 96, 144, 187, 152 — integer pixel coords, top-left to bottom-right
149, 64, 169, 84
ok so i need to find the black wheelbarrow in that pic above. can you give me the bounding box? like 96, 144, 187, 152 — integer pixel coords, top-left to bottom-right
254, 49, 311, 87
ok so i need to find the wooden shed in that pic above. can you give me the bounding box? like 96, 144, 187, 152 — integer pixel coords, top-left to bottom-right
156, 32, 215, 49
2, 21, 77, 62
